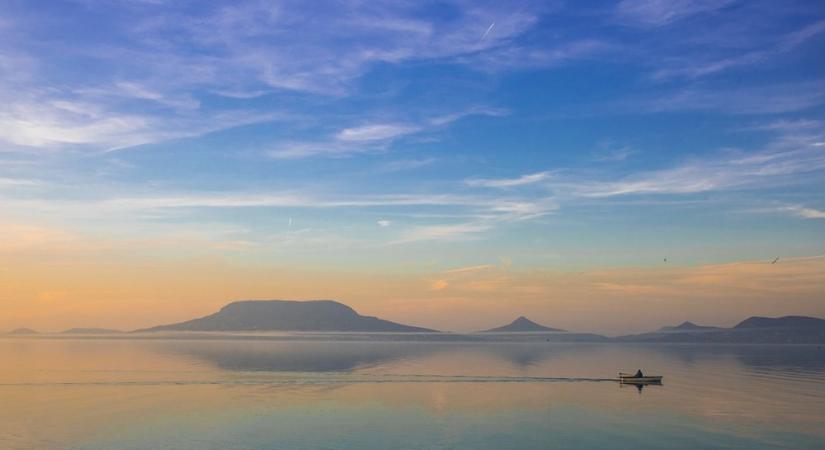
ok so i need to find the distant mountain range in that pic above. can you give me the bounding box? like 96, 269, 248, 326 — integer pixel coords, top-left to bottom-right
61, 328, 123, 334
617, 316, 825, 344
481, 316, 566, 333
6, 327, 38, 335
137, 300, 436, 332
657, 321, 722, 333
5, 300, 825, 343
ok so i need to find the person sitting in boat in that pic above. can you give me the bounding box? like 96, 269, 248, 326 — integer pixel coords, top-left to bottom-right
634, 369, 644, 378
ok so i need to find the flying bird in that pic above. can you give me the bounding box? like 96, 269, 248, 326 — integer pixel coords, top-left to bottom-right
664, 257, 668, 263
771, 257, 779, 264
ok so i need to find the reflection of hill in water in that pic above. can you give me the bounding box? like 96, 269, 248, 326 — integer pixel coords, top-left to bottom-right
154, 339, 605, 373
158, 340, 440, 372
643, 344, 825, 372
474, 343, 602, 369
730, 345, 825, 372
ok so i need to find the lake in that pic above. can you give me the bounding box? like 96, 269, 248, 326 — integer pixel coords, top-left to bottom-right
1, 336, 824, 449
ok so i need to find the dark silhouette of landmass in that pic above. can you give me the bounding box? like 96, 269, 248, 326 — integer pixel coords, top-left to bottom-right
137, 300, 436, 332
476, 316, 609, 341
618, 316, 825, 343
61, 328, 123, 334
657, 321, 722, 332
6, 327, 38, 335
7, 300, 824, 344
734, 316, 825, 329
481, 316, 566, 333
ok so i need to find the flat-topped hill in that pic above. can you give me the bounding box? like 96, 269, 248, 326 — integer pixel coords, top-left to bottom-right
137, 300, 436, 333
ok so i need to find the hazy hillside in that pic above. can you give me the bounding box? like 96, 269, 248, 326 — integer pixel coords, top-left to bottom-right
138, 300, 436, 333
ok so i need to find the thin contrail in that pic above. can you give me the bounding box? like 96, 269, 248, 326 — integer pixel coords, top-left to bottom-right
480, 22, 495, 41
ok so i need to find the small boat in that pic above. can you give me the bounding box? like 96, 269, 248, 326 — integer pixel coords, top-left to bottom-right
618, 372, 663, 383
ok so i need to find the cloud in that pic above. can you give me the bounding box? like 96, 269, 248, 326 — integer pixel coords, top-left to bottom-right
393, 222, 493, 244
376, 158, 437, 173
0, 89, 285, 152
592, 145, 636, 162
0, 177, 39, 187
389, 196, 556, 244
426, 264, 500, 293
466, 171, 552, 188
89, 0, 549, 97
16, 189, 555, 246
442, 264, 497, 275
750, 119, 823, 132
426, 107, 509, 127
336, 124, 419, 142
98, 193, 489, 212
652, 20, 825, 80
464, 39, 611, 71
616, 0, 733, 27
23, 191, 541, 217
643, 81, 825, 114
267, 107, 504, 159
552, 125, 825, 198
0, 98, 152, 149
265, 142, 366, 160
106, 81, 201, 110
780, 205, 825, 219
430, 279, 449, 291
0, 222, 91, 253
0, 1, 553, 154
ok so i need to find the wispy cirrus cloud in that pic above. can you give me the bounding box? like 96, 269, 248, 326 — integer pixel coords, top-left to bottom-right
0, 97, 151, 149
643, 81, 825, 114
99, 193, 474, 210
465, 171, 552, 188
0, 1, 549, 153
460, 38, 612, 72
267, 107, 502, 159
335, 124, 420, 142
615, 0, 734, 27
150, 0, 548, 95
376, 158, 437, 173
391, 197, 557, 244
560, 126, 825, 198
393, 222, 494, 244
592, 145, 636, 162
0, 87, 288, 152
442, 264, 498, 275
779, 205, 825, 219
457, 123, 822, 201
1, 183, 559, 246
652, 20, 825, 80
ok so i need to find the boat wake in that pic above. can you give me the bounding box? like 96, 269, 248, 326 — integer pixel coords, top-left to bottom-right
0, 373, 623, 386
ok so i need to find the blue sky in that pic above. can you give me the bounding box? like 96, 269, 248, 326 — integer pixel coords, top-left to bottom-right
1, 0, 824, 274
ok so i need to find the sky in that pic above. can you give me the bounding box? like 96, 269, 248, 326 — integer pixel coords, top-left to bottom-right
1, 0, 824, 334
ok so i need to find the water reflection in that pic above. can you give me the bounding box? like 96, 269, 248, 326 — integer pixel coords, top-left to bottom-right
620, 379, 663, 394
156, 340, 435, 372
636, 343, 825, 375
154, 340, 598, 374
1, 337, 824, 450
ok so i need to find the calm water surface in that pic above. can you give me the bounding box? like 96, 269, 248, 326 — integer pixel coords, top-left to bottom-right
1, 336, 824, 449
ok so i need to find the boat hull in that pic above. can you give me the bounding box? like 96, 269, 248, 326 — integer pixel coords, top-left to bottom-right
619, 376, 662, 383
